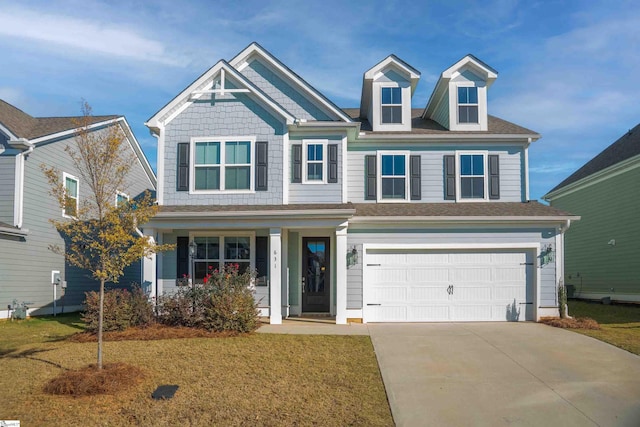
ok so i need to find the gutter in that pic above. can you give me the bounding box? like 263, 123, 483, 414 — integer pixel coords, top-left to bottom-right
155, 208, 356, 219
356, 133, 541, 141
349, 215, 581, 223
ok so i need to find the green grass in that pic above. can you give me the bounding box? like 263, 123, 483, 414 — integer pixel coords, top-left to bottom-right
0, 315, 393, 426
568, 300, 640, 355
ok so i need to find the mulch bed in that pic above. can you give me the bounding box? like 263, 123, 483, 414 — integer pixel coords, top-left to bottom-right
43, 362, 145, 396
68, 323, 250, 342
540, 316, 600, 330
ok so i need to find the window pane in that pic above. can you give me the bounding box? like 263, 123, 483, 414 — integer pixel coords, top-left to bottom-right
225, 166, 250, 190
206, 237, 219, 259
461, 177, 472, 198
196, 142, 219, 165
472, 177, 484, 198
195, 166, 220, 190
307, 144, 322, 161
381, 106, 392, 123
65, 177, 77, 197
391, 87, 401, 104
381, 87, 391, 104
315, 144, 323, 161
225, 237, 250, 260
461, 155, 472, 175
468, 87, 478, 103
226, 141, 250, 164
382, 177, 405, 199
461, 177, 484, 198
393, 177, 405, 198
458, 87, 467, 104
468, 106, 478, 123
381, 155, 393, 175
472, 155, 484, 175
194, 237, 207, 259
308, 163, 323, 180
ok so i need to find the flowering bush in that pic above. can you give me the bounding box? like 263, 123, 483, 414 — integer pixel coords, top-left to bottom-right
157, 264, 259, 333
82, 284, 154, 332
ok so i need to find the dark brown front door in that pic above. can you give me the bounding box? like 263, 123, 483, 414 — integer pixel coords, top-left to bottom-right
302, 237, 330, 313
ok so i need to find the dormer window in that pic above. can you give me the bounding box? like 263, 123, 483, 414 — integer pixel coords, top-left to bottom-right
381, 87, 402, 124
458, 86, 478, 124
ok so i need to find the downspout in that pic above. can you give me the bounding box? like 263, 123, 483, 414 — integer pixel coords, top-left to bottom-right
12, 139, 34, 229
524, 137, 531, 201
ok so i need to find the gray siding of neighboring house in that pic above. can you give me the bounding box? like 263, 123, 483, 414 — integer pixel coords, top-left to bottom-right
163, 96, 286, 206
288, 136, 343, 204
347, 145, 523, 203
240, 58, 335, 121
0, 126, 154, 314
346, 228, 558, 309
0, 138, 16, 224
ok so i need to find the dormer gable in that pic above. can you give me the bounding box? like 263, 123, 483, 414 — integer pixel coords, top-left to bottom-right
423, 55, 497, 131
360, 55, 420, 132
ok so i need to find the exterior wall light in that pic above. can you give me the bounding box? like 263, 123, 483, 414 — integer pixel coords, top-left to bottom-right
347, 246, 359, 268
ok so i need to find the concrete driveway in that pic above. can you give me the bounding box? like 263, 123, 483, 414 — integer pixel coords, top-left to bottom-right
368, 323, 640, 427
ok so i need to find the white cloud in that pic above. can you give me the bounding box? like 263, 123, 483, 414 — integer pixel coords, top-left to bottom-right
0, 6, 180, 66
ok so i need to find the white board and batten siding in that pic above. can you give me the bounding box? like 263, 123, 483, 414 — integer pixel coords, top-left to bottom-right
363, 247, 536, 322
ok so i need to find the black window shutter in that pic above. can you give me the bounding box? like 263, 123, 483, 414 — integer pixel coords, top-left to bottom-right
256, 141, 268, 191
255, 236, 269, 280
292, 144, 302, 183
410, 155, 421, 200
489, 154, 500, 199
177, 143, 189, 191
176, 237, 189, 278
365, 155, 377, 200
444, 155, 456, 200
328, 144, 338, 183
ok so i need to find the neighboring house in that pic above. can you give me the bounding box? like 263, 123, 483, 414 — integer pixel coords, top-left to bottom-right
0, 100, 156, 317
143, 42, 577, 324
544, 124, 640, 302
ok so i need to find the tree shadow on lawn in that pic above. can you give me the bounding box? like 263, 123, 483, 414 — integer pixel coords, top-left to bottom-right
0, 347, 67, 370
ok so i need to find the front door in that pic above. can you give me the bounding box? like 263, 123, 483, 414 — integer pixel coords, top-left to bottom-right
302, 237, 330, 313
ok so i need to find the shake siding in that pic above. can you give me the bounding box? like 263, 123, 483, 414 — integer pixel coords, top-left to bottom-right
551, 165, 640, 298
0, 154, 15, 224
240, 59, 334, 121
288, 138, 343, 203
163, 96, 285, 206
346, 229, 557, 309
0, 128, 154, 313
347, 146, 523, 202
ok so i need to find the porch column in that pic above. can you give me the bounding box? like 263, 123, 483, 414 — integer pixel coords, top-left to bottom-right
269, 228, 282, 324
335, 223, 348, 324
142, 228, 157, 300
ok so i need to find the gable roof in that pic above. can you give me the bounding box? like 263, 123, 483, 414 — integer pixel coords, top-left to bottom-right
423, 54, 498, 120
229, 42, 353, 123
360, 54, 421, 119
0, 99, 117, 140
145, 59, 296, 131
546, 123, 640, 195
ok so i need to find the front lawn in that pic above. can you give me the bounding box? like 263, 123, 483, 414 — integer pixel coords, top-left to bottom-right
0, 315, 393, 426
568, 300, 640, 355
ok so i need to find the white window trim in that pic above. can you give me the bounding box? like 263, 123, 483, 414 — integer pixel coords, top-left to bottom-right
187, 232, 256, 282
115, 191, 129, 207
302, 139, 328, 184
380, 84, 403, 125
189, 136, 256, 194
377, 150, 410, 203
62, 172, 79, 218
456, 84, 479, 125
455, 151, 489, 202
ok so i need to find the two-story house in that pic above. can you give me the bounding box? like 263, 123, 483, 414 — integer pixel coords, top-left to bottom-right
0, 100, 156, 317
143, 43, 577, 324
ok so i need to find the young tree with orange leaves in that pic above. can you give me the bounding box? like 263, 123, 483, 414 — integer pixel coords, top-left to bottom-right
42, 102, 172, 369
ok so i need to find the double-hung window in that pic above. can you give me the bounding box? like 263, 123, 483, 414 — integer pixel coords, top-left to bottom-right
458, 86, 478, 124
381, 87, 402, 124
63, 172, 78, 217
379, 152, 408, 201
458, 153, 486, 200
303, 141, 326, 183
192, 138, 253, 191
116, 192, 129, 207
192, 235, 252, 282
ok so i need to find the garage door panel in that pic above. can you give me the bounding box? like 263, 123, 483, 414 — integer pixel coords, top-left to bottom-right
407, 268, 449, 282
451, 267, 492, 282
364, 248, 533, 323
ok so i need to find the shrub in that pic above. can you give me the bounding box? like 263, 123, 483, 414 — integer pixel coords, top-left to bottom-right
157, 264, 259, 333
82, 285, 154, 333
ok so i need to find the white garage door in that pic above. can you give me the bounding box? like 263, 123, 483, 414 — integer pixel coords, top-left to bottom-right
363, 249, 535, 322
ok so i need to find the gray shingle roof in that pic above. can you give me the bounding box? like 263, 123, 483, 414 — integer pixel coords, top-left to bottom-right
0, 99, 118, 140
158, 201, 573, 219
548, 123, 640, 194
341, 108, 538, 136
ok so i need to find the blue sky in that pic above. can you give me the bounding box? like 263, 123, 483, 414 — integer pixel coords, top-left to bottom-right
1, 0, 638, 200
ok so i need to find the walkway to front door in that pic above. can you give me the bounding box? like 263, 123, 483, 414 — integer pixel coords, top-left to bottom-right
302, 237, 330, 313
